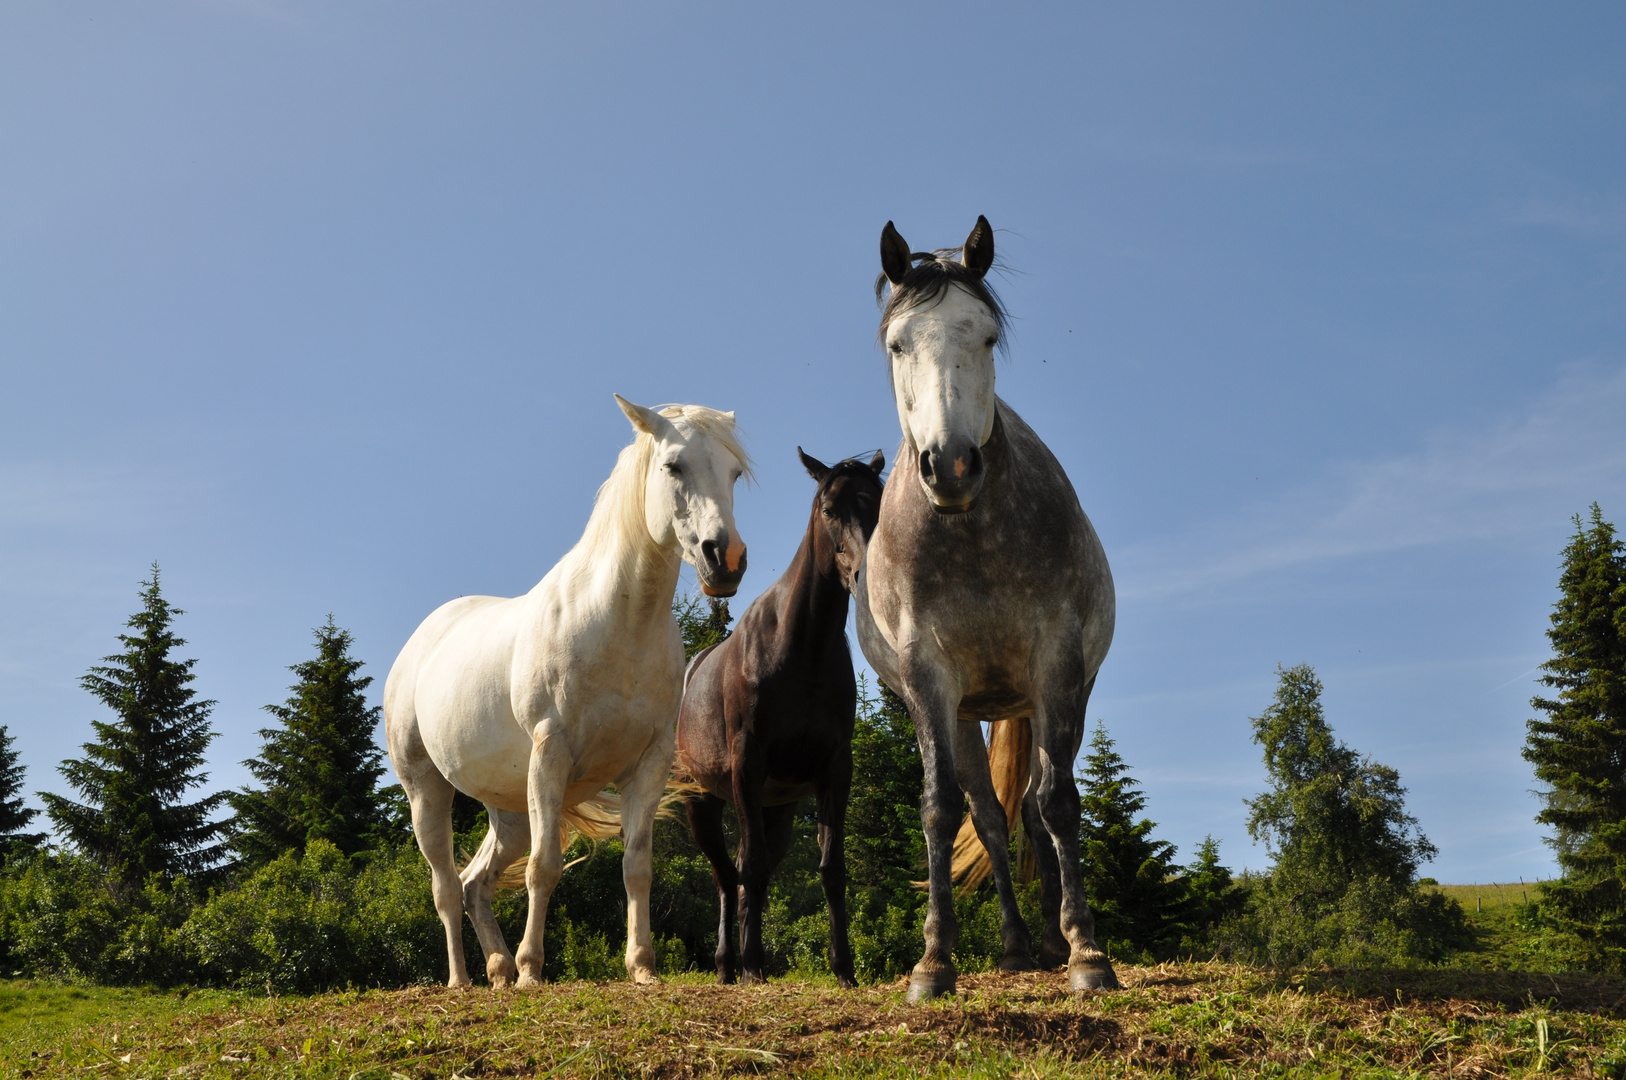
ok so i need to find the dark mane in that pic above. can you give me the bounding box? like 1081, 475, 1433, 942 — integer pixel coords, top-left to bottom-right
875, 248, 1009, 355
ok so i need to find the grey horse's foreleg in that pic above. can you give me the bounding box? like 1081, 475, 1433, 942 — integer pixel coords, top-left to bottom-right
687, 794, 739, 983
1021, 789, 1070, 968
460, 807, 528, 987
907, 702, 964, 1001
1033, 677, 1117, 991
953, 719, 1036, 971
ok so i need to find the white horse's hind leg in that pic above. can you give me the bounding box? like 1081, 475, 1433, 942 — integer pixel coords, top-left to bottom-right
460, 807, 528, 988
617, 735, 673, 984
515, 737, 570, 987
398, 762, 472, 988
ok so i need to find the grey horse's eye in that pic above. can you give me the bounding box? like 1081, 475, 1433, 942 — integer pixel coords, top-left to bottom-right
985, 336, 998, 349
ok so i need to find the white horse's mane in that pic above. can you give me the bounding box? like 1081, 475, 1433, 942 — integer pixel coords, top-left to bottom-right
567, 404, 753, 585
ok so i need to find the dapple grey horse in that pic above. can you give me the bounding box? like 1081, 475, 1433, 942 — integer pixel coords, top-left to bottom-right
856, 217, 1117, 1001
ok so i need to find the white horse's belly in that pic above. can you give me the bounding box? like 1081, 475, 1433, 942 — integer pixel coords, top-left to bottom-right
412, 597, 535, 812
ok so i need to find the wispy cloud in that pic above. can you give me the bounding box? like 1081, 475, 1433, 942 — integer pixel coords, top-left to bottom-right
1118, 363, 1626, 602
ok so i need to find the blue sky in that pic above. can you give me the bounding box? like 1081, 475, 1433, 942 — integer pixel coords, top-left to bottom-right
3, 4, 1623, 882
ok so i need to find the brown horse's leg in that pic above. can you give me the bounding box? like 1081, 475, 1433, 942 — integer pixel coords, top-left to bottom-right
736, 801, 794, 984
1022, 790, 1070, 968
1034, 674, 1117, 991
687, 794, 738, 983
816, 761, 857, 988
733, 752, 772, 984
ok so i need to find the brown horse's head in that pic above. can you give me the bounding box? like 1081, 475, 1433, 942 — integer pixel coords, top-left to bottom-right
798, 448, 885, 593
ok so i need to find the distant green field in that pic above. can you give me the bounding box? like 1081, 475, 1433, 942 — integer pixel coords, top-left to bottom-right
1433, 881, 1546, 911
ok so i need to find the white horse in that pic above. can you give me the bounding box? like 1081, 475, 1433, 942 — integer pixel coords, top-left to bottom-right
385, 396, 751, 988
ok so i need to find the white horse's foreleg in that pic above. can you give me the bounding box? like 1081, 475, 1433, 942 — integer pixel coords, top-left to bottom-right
460, 807, 528, 988
515, 738, 570, 987
400, 764, 472, 988
617, 735, 674, 984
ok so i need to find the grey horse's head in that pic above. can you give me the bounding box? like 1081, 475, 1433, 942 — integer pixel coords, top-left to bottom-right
875, 216, 1006, 514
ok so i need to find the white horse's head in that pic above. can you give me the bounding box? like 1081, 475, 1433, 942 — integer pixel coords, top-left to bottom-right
877, 216, 1003, 514
614, 395, 751, 597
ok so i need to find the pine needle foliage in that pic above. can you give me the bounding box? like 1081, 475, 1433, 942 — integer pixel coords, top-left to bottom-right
673, 592, 732, 660
1077, 720, 1188, 958
1523, 504, 1626, 968
0, 725, 45, 856
41, 566, 228, 890
229, 619, 389, 867
1245, 663, 1436, 897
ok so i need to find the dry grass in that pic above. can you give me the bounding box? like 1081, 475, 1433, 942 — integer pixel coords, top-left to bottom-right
4, 962, 1625, 1078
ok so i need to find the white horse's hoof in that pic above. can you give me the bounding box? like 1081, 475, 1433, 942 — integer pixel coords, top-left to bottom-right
630, 967, 659, 986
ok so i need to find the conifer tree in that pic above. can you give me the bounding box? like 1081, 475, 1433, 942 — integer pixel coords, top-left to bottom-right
846, 677, 925, 899
229, 619, 389, 866
0, 724, 46, 856
42, 566, 228, 888
674, 591, 732, 660
1077, 720, 1187, 957
1245, 663, 1435, 899
1523, 505, 1626, 966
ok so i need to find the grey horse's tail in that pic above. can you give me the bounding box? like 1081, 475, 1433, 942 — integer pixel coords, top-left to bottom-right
949, 717, 1035, 893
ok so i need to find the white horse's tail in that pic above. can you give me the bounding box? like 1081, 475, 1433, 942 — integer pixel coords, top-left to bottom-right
491, 786, 689, 889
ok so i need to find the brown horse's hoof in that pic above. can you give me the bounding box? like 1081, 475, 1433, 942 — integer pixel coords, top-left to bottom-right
1037, 945, 1070, 970
998, 952, 1039, 972
907, 966, 957, 1003
1069, 960, 1120, 991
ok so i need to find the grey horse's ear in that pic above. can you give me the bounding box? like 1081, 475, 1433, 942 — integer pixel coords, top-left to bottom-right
962, 215, 994, 279
868, 449, 885, 474
798, 446, 831, 483
880, 221, 912, 286
614, 394, 671, 438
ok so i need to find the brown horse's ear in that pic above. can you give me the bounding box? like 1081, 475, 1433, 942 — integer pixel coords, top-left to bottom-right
962, 215, 994, 279
880, 221, 912, 286
868, 449, 885, 474
798, 447, 831, 483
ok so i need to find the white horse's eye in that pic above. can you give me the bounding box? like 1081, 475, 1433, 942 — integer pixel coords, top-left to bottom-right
985, 336, 998, 349
888, 341, 904, 354
664, 462, 682, 476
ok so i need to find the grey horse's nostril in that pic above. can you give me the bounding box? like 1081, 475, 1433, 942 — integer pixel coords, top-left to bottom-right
701, 539, 722, 570
966, 445, 983, 478
919, 449, 934, 482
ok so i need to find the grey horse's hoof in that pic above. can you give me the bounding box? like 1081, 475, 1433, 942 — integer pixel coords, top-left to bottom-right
998, 952, 1039, 972
906, 966, 958, 1003
1069, 960, 1120, 991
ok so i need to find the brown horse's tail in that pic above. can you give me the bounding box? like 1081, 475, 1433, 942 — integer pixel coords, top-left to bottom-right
948, 717, 1035, 894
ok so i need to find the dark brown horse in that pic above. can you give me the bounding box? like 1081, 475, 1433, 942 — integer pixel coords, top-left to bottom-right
675, 449, 885, 986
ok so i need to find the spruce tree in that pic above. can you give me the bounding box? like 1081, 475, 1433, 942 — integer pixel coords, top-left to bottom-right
846, 677, 925, 899
0, 724, 46, 856
42, 566, 228, 888
1077, 720, 1187, 958
1523, 505, 1626, 966
674, 591, 732, 660
229, 618, 389, 866
1245, 663, 1435, 899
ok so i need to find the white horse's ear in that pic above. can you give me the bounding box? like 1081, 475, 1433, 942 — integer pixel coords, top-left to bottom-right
880, 221, 912, 286
962, 215, 994, 279
723, 410, 736, 422
614, 394, 670, 438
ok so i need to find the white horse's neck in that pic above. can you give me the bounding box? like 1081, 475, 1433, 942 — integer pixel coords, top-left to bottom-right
540, 446, 682, 634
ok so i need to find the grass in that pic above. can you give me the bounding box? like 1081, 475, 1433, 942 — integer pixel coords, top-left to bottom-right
1424, 881, 1583, 973
3, 961, 1625, 1078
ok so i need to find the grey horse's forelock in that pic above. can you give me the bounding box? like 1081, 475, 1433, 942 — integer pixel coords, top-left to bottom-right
874, 247, 1010, 357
